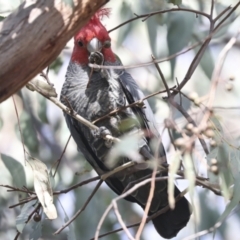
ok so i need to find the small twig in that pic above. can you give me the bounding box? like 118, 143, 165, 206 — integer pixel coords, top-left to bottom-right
0, 185, 35, 195
210, 0, 215, 19
25, 203, 41, 223
27, 83, 120, 143
213, 5, 231, 23
40, 68, 53, 87
112, 201, 135, 240
151, 55, 171, 98
214, 2, 240, 31
54, 180, 103, 235
108, 7, 210, 33
53, 176, 100, 195
171, 101, 209, 155
92, 86, 176, 124
53, 134, 71, 177
9, 196, 37, 208
182, 221, 222, 240
14, 231, 20, 240
198, 27, 240, 134
89, 40, 202, 70
100, 162, 135, 180
92, 187, 188, 240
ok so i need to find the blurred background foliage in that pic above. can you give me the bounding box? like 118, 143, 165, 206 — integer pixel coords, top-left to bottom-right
0, 0, 240, 239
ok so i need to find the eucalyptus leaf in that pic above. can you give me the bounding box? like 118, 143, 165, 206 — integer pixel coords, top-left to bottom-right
217, 143, 233, 201
167, 10, 195, 77
195, 45, 214, 79
107, 133, 142, 168
58, 199, 76, 240
117, 1, 134, 46
168, 152, 181, 209
16, 111, 39, 154
146, 15, 159, 56
28, 157, 57, 219
214, 173, 240, 235
61, 0, 74, 7
37, 96, 49, 124
0, 115, 3, 130
213, 2, 236, 39
29, 218, 42, 240
16, 201, 35, 233
183, 153, 195, 199
168, 0, 182, 6
1, 154, 26, 188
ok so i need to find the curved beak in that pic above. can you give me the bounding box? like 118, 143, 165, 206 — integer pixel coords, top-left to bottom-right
87, 37, 102, 53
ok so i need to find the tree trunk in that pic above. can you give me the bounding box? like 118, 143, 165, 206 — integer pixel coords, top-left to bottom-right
0, 0, 108, 103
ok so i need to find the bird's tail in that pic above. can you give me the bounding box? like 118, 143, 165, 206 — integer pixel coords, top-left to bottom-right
151, 186, 191, 239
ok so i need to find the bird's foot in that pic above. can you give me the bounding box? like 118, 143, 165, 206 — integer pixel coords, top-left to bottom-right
94, 126, 113, 148
88, 51, 104, 72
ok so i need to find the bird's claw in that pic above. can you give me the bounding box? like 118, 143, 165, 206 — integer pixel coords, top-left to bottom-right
88, 51, 104, 72
94, 126, 113, 148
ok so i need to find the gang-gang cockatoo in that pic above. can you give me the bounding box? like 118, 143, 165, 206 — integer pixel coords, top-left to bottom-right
60, 9, 191, 239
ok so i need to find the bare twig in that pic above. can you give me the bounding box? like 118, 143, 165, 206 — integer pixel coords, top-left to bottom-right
213, 2, 240, 31
198, 27, 240, 133
112, 201, 135, 240
108, 7, 210, 33
92, 86, 176, 124
26, 83, 120, 143
0, 185, 35, 195
53, 176, 100, 195
92, 187, 188, 240
151, 55, 171, 98
53, 134, 71, 177
54, 180, 103, 234
89, 40, 202, 70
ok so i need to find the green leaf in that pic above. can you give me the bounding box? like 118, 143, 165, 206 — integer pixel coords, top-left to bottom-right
16, 201, 35, 233
29, 218, 42, 240
0, 115, 3, 130
1, 154, 26, 188
107, 133, 142, 168
167, 9, 195, 77
58, 199, 76, 240
61, 0, 74, 7
168, 152, 181, 209
168, 0, 182, 6
50, 57, 63, 74
16, 111, 39, 154
146, 15, 159, 56
217, 143, 233, 200
210, 116, 223, 146
171, 93, 191, 120
37, 96, 49, 124
215, 173, 240, 234
117, 1, 134, 47
196, 45, 214, 79
0, 16, 5, 22
206, 147, 219, 184
213, 2, 236, 38
183, 153, 195, 198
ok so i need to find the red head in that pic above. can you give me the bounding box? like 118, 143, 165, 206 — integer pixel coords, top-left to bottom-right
71, 8, 116, 64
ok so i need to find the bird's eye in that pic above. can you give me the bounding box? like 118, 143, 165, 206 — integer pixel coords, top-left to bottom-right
104, 40, 111, 48
78, 40, 83, 47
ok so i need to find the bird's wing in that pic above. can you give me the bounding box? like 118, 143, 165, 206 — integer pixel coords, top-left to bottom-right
118, 71, 166, 160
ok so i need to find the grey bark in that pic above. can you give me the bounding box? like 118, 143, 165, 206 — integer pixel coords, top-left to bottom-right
0, 0, 108, 103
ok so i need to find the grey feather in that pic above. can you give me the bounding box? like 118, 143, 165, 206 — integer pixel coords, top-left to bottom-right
61, 58, 191, 239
